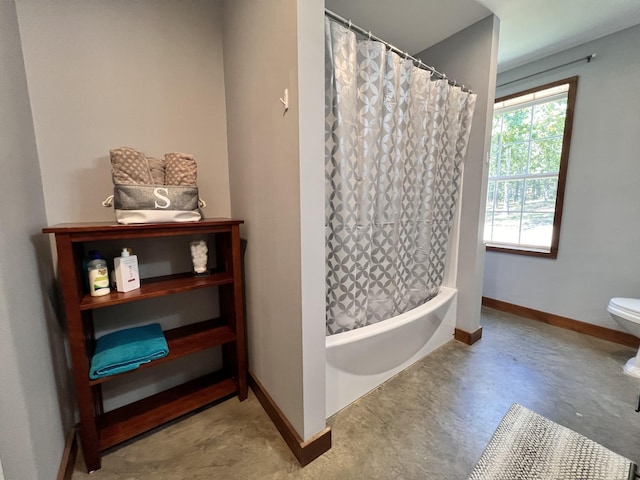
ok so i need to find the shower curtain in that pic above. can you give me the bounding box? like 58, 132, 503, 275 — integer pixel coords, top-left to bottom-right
325, 18, 476, 335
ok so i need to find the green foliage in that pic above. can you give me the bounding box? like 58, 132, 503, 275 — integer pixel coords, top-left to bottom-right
491, 98, 566, 180
529, 138, 562, 174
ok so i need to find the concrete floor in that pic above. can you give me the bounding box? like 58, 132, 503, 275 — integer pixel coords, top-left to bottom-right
72, 307, 640, 479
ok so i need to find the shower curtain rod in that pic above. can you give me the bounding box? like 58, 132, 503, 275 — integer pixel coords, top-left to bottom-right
497, 53, 596, 88
325, 8, 472, 93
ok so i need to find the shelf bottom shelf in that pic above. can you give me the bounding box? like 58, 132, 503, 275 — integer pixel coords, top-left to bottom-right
98, 371, 237, 450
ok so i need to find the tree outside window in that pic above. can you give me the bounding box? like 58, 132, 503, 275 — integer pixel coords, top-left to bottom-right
484, 76, 578, 258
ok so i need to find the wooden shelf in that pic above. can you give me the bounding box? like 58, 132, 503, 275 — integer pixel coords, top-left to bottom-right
43, 219, 247, 472
88, 318, 237, 386
97, 371, 237, 450
80, 271, 233, 311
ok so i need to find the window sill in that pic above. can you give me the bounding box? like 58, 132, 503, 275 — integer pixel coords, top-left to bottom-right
485, 243, 557, 259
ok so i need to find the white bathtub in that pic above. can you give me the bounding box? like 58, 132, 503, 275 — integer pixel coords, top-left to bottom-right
325, 286, 457, 417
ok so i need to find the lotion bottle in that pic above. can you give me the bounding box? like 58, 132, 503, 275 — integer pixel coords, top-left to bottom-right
114, 248, 140, 292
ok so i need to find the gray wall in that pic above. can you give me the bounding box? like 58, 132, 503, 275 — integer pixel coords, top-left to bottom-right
0, 1, 71, 478
16, 0, 231, 224
296, 0, 327, 432
483, 25, 640, 330
415, 15, 501, 333
222, 0, 327, 439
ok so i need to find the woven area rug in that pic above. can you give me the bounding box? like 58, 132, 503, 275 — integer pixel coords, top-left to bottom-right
468, 404, 636, 480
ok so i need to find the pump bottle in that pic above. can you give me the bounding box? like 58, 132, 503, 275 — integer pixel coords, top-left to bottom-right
114, 248, 140, 292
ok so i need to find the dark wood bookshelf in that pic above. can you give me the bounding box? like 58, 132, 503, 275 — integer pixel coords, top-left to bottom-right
43, 219, 247, 472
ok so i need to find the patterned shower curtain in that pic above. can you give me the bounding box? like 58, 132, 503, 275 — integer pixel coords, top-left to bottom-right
325, 18, 477, 335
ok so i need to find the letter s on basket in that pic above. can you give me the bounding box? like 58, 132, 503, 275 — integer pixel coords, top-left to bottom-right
154, 188, 171, 209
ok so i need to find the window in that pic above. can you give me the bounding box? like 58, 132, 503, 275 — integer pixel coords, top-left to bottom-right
484, 76, 578, 258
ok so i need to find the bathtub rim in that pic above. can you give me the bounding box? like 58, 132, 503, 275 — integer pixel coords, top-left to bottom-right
326, 286, 457, 348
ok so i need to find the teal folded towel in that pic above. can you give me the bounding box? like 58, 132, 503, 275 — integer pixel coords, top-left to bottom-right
90, 323, 169, 379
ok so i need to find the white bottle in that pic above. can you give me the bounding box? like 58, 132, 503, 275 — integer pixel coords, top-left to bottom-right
114, 248, 140, 293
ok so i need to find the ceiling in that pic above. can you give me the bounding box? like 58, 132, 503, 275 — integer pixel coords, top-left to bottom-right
323, 0, 640, 72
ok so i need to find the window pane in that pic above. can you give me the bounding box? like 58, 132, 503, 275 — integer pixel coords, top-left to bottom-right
494, 179, 524, 213
484, 180, 496, 242
499, 143, 528, 176
520, 213, 554, 247
490, 212, 522, 245
502, 107, 532, 143
524, 178, 558, 213
486, 180, 496, 211
492, 114, 502, 138
532, 98, 567, 140
483, 218, 493, 242
529, 138, 562, 174
489, 141, 499, 177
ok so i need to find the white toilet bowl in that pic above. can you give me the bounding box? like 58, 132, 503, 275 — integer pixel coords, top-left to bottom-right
607, 297, 640, 378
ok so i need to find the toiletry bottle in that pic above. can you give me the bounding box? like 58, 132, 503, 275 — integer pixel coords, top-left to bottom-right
87, 251, 110, 297
114, 247, 140, 292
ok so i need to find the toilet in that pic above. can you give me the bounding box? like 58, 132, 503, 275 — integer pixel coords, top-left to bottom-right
607, 297, 640, 378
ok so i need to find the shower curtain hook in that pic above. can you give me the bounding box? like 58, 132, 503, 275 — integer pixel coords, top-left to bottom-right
367, 30, 372, 40
347, 19, 352, 30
